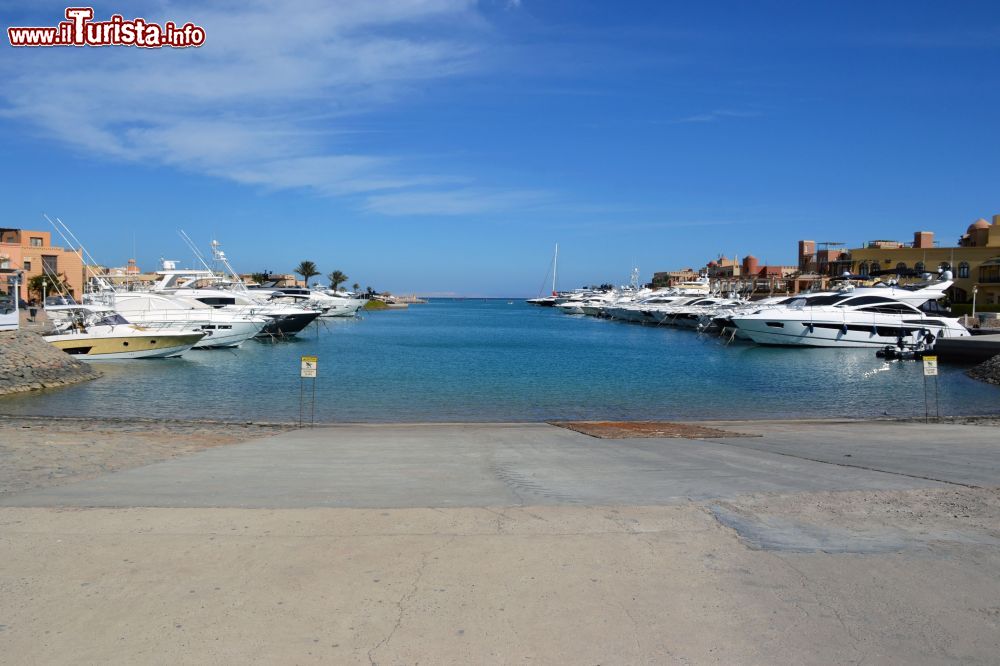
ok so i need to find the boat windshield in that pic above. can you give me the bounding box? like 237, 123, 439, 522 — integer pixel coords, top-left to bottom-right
803, 294, 852, 306
95, 313, 130, 326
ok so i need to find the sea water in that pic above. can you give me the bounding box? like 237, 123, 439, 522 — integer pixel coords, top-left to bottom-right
2, 299, 997, 422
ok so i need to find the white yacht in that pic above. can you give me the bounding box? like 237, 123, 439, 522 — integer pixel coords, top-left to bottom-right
150, 270, 322, 338
92, 291, 268, 348
652, 296, 744, 328
604, 293, 705, 324
261, 286, 365, 318
730, 292, 968, 347
44, 305, 204, 359
555, 290, 610, 315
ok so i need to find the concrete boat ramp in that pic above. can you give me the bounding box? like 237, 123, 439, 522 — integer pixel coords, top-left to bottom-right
936, 332, 1000, 362
2, 420, 996, 508
2, 420, 999, 664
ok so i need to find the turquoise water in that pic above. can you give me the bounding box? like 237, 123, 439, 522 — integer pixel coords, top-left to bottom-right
2, 299, 998, 422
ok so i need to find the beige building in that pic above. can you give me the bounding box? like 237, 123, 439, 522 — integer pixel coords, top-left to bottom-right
848, 215, 1000, 305
0, 228, 84, 302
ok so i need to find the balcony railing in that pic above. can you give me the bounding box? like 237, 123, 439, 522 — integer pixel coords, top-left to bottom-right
862, 240, 941, 249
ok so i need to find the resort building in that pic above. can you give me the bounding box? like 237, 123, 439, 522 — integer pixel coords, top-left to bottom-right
797, 241, 852, 276
0, 227, 84, 302
847, 215, 1000, 305
651, 268, 700, 288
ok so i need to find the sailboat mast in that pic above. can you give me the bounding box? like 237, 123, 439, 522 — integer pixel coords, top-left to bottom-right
552, 243, 559, 296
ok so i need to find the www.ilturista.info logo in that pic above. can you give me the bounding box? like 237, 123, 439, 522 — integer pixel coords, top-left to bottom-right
8, 7, 206, 48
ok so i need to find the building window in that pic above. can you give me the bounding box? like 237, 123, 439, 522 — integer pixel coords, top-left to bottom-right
895, 262, 907, 272
23, 260, 31, 271
914, 261, 925, 273
41, 255, 58, 275
30, 237, 43, 247
858, 262, 868, 276
958, 262, 970, 279
870, 262, 881, 274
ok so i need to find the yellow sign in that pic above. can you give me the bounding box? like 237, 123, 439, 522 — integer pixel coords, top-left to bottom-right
300, 355, 318, 378
922, 355, 938, 377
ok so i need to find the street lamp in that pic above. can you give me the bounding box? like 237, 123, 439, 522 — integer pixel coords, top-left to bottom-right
41, 278, 47, 309
972, 284, 978, 320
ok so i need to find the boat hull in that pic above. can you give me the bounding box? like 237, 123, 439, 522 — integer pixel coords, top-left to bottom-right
258, 311, 321, 338
732, 317, 967, 348
193, 320, 267, 348
319, 300, 365, 317
46, 333, 204, 359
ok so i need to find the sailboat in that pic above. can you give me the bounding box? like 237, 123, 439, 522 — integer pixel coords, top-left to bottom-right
526, 243, 559, 306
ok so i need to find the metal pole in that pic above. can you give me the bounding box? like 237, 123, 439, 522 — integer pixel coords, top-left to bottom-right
923, 370, 929, 423
311, 377, 316, 428
299, 377, 304, 427
934, 373, 940, 420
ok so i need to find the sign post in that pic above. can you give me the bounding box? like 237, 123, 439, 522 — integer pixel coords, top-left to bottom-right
922, 355, 939, 422
299, 355, 317, 427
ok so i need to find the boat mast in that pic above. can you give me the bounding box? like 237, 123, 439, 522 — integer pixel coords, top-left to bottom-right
552, 243, 559, 296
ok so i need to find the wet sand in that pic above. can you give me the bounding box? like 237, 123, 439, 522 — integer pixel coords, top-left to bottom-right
0, 415, 292, 496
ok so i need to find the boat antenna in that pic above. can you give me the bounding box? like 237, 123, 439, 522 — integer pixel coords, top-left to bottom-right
209, 238, 249, 290
177, 229, 214, 273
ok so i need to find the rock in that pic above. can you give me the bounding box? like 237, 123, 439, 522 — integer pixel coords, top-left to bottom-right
0, 331, 102, 396
966, 354, 1000, 386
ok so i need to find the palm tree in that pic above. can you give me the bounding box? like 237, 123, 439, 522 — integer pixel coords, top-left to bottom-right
352, 282, 360, 293
294, 260, 320, 287
327, 270, 348, 293
27, 273, 70, 302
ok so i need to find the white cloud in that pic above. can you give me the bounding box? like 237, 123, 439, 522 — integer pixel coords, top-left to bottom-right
0, 0, 517, 207
363, 187, 551, 215
669, 109, 761, 124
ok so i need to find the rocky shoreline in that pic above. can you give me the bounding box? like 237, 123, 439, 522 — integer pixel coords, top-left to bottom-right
0, 331, 101, 396
967, 354, 1000, 386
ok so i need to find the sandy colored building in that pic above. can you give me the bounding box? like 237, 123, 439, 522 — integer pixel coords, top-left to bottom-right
848, 215, 1000, 305
0, 228, 84, 302
651, 268, 699, 288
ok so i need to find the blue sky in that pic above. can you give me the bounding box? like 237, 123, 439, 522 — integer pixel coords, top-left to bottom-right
2, 1, 1000, 296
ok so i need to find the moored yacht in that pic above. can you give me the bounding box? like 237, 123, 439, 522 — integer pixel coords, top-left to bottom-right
149, 270, 321, 338
44, 305, 204, 359
93, 291, 268, 348
730, 292, 969, 347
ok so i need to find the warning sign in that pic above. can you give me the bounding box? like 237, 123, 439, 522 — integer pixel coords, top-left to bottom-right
922, 355, 938, 377
300, 355, 318, 378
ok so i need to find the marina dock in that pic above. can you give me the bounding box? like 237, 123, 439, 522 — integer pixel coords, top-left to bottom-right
935, 332, 1000, 363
